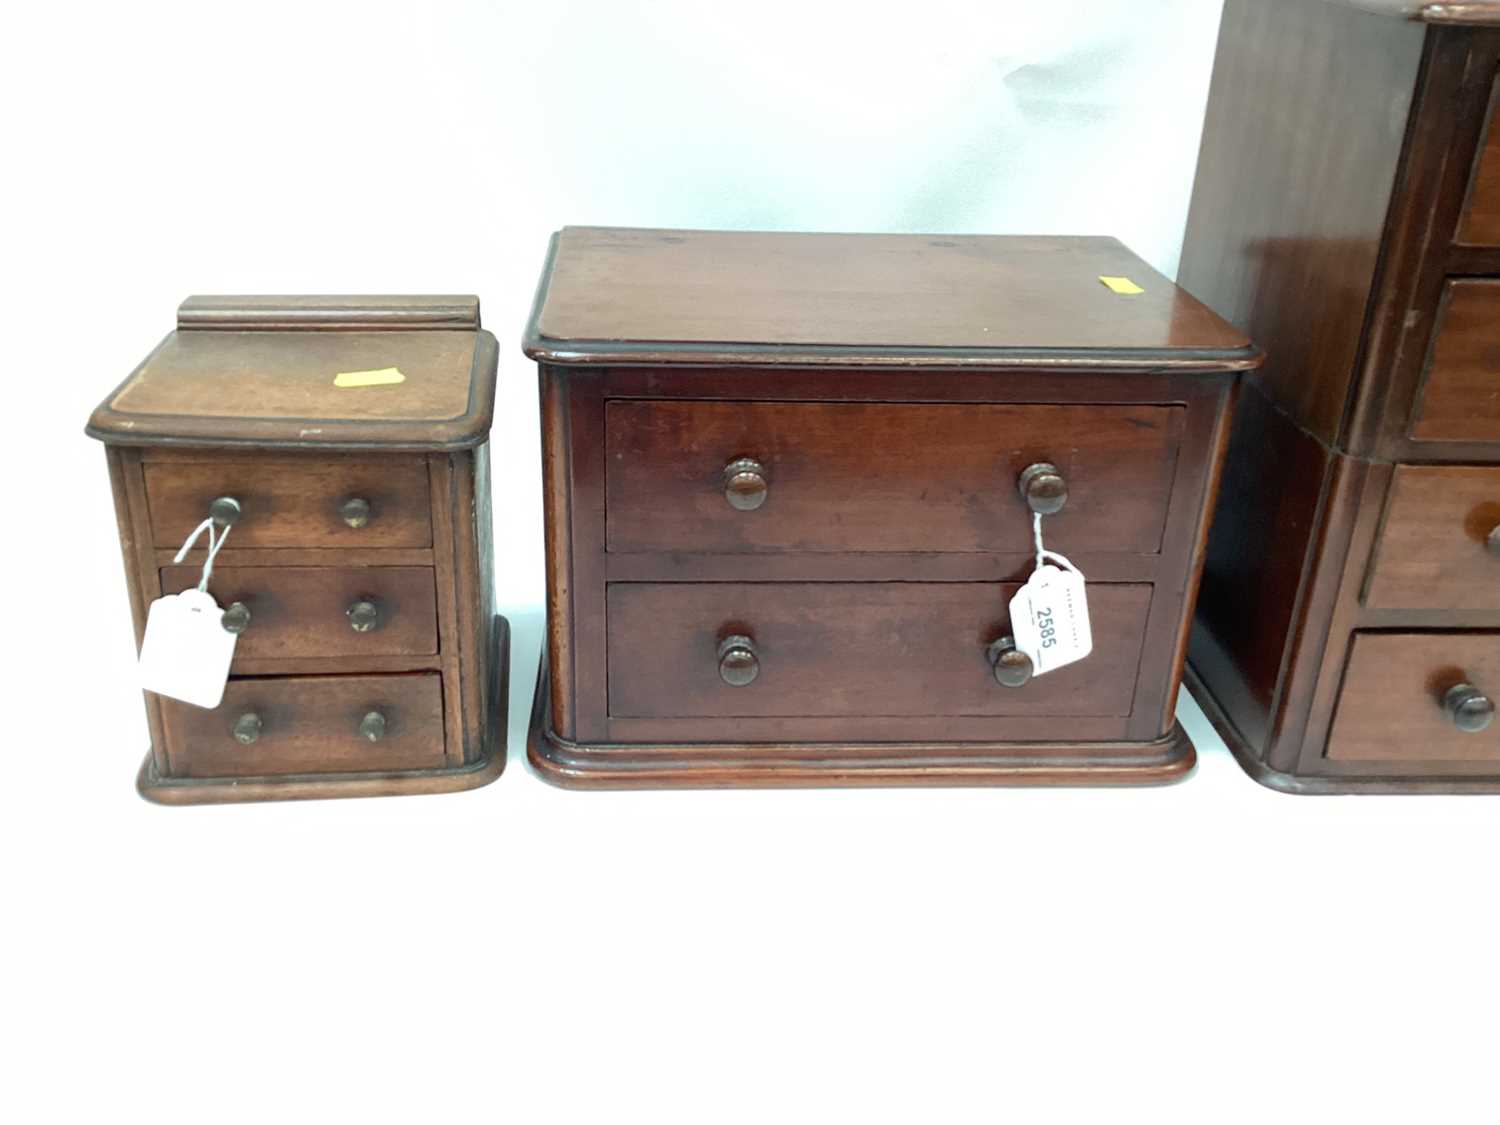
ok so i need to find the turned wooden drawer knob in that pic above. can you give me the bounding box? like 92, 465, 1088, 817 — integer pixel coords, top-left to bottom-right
1018, 462, 1067, 516
723, 458, 769, 511
346, 599, 380, 633
341, 496, 372, 528
232, 711, 262, 745
220, 600, 252, 635
718, 634, 760, 686
359, 710, 387, 742
987, 636, 1034, 688
209, 495, 242, 527
1443, 682, 1494, 733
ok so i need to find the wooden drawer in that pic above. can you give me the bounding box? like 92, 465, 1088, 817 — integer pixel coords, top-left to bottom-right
159, 672, 446, 778
605, 400, 1182, 555
143, 455, 432, 548
1458, 80, 1500, 247
1411, 281, 1500, 443
159, 565, 438, 660
1365, 465, 1500, 610
606, 581, 1152, 720
1327, 633, 1500, 763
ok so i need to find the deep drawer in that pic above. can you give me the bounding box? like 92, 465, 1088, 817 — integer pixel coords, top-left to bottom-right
1410, 280, 1500, 443
159, 565, 438, 660
1364, 465, 1500, 611
606, 581, 1152, 720
159, 672, 446, 778
1327, 633, 1500, 763
604, 400, 1182, 555
143, 454, 433, 549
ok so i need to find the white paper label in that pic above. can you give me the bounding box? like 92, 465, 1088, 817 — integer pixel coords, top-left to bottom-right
1008, 564, 1092, 676
138, 589, 237, 708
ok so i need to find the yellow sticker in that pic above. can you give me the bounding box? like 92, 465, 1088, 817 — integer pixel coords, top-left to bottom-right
1099, 276, 1145, 296
333, 367, 406, 388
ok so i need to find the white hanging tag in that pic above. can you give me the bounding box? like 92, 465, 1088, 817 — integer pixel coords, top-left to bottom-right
1008, 512, 1093, 676
139, 589, 238, 707
138, 514, 237, 707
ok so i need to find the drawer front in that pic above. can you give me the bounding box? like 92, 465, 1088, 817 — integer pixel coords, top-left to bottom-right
160, 673, 446, 777
1411, 281, 1500, 443
1327, 633, 1500, 763
1458, 80, 1500, 247
605, 401, 1182, 555
607, 581, 1152, 719
1365, 466, 1500, 611
143, 455, 432, 548
159, 566, 438, 659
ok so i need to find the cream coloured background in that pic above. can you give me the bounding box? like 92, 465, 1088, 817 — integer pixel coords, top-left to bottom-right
3, 2, 1495, 1122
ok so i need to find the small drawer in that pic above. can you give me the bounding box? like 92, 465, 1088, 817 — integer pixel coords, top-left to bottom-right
143, 455, 432, 549
604, 400, 1182, 555
606, 581, 1152, 720
1364, 465, 1500, 611
159, 565, 438, 660
159, 672, 446, 778
1327, 633, 1500, 763
1410, 280, 1500, 443
1458, 81, 1500, 247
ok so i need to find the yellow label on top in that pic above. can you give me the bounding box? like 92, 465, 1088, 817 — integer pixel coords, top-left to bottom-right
1098, 275, 1145, 296
333, 367, 406, 388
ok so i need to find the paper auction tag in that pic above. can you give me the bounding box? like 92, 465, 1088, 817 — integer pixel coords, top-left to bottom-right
1098, 275, 1145, 296
333, 367, 406, 388
138, 589, 238, 708
1008, 563, 1092, 676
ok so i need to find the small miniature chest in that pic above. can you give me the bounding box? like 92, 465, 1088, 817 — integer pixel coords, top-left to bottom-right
88, 295, 507, 803
524, 228, 1259, 787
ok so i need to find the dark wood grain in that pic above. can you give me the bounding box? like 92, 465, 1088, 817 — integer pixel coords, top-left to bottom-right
1363, 465, 1500, 608
606, 582, 1151, 722
159, 673, 446, 777
1177, 0, 1425, 443
526, 229, 1255, 369
159, 565, 438, 660
1458, 78, 1500, 243
605, 400, 1182, 556
143, 455, 432, 549
1411, 280, 1500, 441
1326, 632, 1500, 761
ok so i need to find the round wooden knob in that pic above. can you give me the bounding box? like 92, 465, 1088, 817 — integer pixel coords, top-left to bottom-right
220, 601, 252, 635
359, 710, 387, 742
209, 496, 242, 527
987, 636, 1034, 688
723, 458, 769, 511
1487, 525, 1500, 558
1443, 682, 1494, 733
232, 711, 262, 745
346, 599, 380, 633
1018, 462, 1067, 516
718, 634, 760, 686
341, 497, 372, 529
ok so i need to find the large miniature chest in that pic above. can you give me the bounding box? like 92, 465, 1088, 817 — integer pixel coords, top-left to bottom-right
524, 228, 1258, 787
88, 295, 507, 803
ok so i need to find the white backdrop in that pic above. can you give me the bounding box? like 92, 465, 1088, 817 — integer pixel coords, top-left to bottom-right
4, 3, 1497, 1122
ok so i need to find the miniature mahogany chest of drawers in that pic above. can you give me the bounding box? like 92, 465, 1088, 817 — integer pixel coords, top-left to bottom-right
88, 295, 507, 803
1180, 0, 1500, 792
524, 228, 1259, 787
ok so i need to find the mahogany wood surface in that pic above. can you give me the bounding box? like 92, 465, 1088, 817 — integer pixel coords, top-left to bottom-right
606, 582, 1151, 721
159, 565, 439, 660
143, 455, 432, 549
1326, 632, 1500, 761
1458, 79, 1500, 244
93, 296, 505, 803
1180, 0, 1500, 790
159, 672, 446, 778
605, 400, 1181, 556
1412, 280, 1500, 441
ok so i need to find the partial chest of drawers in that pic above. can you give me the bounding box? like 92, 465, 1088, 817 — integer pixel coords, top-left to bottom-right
90, 295, 506, 803
526, 228, 1259, 787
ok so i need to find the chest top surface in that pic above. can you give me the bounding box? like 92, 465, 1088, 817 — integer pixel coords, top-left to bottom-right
524, 227, 1258, 370
87, 295, 498, 450
1330, 0, 1500, 22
